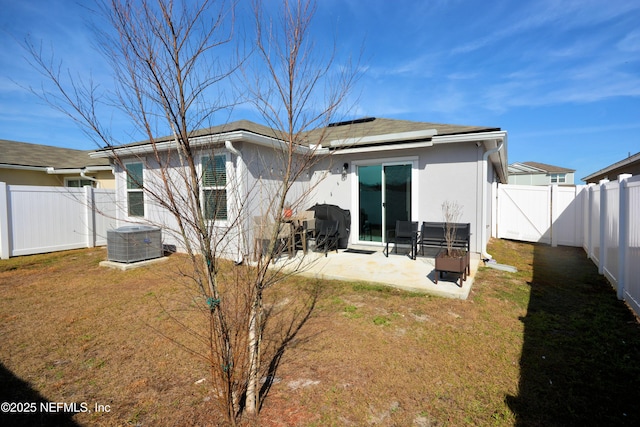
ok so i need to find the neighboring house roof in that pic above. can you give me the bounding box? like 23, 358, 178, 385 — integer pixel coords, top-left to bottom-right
509, 161, 575, 175
582, 151, 640, 183
0, 139, 111, 171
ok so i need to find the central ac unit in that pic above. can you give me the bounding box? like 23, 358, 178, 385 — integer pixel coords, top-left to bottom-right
107, 226, 162, 263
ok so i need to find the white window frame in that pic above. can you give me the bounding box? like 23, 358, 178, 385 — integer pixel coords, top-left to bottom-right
550, 173, 566, 184
65, 177, 96, 188
200, 152, 229, 223
124, 160, 145, 218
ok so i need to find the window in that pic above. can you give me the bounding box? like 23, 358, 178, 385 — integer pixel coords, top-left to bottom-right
550, 173, 566, 184
66, 178, 95, 188
125, 162, 144, 217
201, 154, 227, 221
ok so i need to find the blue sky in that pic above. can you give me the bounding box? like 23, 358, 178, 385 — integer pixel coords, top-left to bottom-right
1, 0, 639, 183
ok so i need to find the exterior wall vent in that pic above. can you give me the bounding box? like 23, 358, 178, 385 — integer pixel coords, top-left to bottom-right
107, 226, 162, 263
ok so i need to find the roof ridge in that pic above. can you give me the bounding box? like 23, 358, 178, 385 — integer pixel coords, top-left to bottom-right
521, 161, 575, 173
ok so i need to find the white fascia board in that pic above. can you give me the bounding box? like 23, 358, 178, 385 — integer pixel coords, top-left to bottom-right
431, 130, 506, 144
493, 134, 509, 183
0, 164, 48, 172
105, 134, 232, 157
508, 163, 545, 174
0, 164, 111, 173
84, 165, 114, 172
331, 140, 433, 155
89, 130, 324, 158
89, 131, 247, 158
46, 166, 113, 174
329, 129, 438, 147
47, 167, 82, 174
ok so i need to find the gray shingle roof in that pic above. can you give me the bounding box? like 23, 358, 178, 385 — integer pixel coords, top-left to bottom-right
188, 120, 285, 140
0, 139, 110, 169
308, 117, 498, 144
96, 117, 500, 151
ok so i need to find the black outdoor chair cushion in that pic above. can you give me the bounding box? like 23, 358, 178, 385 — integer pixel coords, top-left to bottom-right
315, 219, 339, 256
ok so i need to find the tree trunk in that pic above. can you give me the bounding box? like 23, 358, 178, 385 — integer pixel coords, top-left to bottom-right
245, 295, 262, 414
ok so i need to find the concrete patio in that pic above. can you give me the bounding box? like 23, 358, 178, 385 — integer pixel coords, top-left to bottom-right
276, 246, 480, 300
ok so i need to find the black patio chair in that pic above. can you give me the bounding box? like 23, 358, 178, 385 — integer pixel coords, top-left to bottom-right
315, 219, 339, 257
384, 220, 419, 259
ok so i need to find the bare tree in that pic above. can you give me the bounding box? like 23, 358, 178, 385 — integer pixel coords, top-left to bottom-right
240, 0, 360, 415
24, 0, 359, 424
441, 200, 463, 256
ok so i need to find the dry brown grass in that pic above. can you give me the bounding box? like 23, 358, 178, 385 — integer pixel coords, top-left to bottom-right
1, 240, 640, 426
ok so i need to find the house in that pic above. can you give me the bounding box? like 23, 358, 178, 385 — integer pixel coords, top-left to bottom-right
508, 162, 575, 186
582, 151, 640, 184
90, 117, 508, 259
0, 139, 114, 188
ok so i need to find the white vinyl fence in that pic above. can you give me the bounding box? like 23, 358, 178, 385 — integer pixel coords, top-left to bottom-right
495, 175, 640, 316
583, 174, 640, 314
0, 183, 117, 259
496, 184, 586, 247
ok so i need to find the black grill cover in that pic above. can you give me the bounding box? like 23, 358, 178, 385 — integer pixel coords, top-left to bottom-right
307, 204, 351, 249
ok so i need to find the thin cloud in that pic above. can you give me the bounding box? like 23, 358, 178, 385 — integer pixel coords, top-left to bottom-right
618, 29, 640, 52
516, 122, 640, 139
452, 0, 640, 55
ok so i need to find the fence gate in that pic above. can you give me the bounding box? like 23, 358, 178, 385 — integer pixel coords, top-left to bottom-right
497, 184, 552, 244
496, 184, 585, 247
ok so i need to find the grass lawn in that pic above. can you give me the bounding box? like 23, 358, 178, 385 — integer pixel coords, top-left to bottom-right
1, 239, 640, 426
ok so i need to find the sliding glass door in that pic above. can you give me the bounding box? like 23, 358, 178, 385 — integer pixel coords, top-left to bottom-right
358, 165, 383, 242
357, 162, 412, 243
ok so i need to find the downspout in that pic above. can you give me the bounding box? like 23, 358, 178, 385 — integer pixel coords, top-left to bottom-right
481, 141, 504, 260
80, 170, 100, 188
225, 140, 245, 264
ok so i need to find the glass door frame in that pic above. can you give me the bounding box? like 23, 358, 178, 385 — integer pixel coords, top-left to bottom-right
351, 156, 419, 246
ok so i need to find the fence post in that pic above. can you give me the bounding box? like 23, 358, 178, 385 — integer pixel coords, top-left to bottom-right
617, 174, 632, 300
495, 183, 502, 239
584, 184, 593, 259
0, 182, 9, 259
574, 186, 584, 247
598, 179, 609, 275
85, 186, 96, 248
550, 184, 558, 247
491, 181, 498, 238
585, 184, 594, 259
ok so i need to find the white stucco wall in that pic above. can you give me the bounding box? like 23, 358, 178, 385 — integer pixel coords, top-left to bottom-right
112, 142, 322, 260
310, 142, 494, 253
111, 138, 503, 258
113, 148, 244, 258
